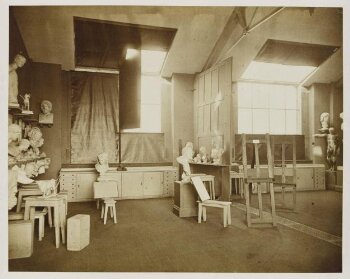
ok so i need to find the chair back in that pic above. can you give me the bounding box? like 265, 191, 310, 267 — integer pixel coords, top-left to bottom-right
93, 181, 119, 199
241, 133, 274, 180
271, 136, 297, 184
191, 176, 211, 202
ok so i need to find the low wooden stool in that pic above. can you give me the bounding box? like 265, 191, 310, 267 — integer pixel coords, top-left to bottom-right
198, 200, 232, 227
230, 171, 244, 198
101, 198, 117, 224
67, 214, 90, 251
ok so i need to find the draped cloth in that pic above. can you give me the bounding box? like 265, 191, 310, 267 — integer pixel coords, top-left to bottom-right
71, 73, 119, 163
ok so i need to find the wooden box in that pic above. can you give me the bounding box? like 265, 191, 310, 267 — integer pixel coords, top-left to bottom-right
9, 220, 33, 259
173, 181, 198, 217
67, 214, 90, 251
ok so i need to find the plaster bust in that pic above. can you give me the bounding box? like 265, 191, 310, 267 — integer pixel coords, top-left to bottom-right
211, 142, 224, 165
319, 112, 330, 133
8, 123, 22, 144
9, 54, 26, 106
95, 152, 109, 175
39, 100, 54, 124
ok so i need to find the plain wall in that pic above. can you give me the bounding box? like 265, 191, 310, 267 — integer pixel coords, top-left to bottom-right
171, 74, 194, 165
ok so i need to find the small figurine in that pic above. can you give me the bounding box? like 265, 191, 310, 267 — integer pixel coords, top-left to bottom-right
319, 112, 330, 134
193, 153, 202, 163
39, 100, 54, 124
20, 93, 31, 111
9, 54, 26, 107
37, 179, 58, 197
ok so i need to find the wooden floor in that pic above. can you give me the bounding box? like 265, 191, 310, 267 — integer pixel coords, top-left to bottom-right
8, 191, 342, 273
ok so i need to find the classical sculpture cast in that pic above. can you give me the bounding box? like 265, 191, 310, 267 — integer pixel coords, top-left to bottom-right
39, 100, 54, 124
95, 152, 110, 175
319, 112, 330, 133
327, 127, 340, 171
176, 142, 194, 182
9, 54, 26, 107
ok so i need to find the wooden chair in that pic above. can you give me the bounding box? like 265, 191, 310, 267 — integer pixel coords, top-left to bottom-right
242, 134, 276, 227
93, 181, 119, 224
272, 136, 297, 211
191, 176, 232, 227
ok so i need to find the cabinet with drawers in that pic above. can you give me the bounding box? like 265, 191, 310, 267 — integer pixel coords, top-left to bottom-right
60, 167, 177, 202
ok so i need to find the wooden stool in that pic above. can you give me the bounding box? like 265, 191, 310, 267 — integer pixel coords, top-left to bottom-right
24, 196, 66, 248
9, 209, 48, 241
16, 187, 42, 212
57, 190, 69, 215
101, 198, 117, 224
230, 171, 244, 198
198, 200, 232, 227
200, 175, 215, 200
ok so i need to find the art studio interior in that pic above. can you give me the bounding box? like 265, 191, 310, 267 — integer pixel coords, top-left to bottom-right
7, 5, 344, 273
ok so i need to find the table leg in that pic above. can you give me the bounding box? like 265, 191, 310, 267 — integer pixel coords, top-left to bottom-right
54, 205, 60, 248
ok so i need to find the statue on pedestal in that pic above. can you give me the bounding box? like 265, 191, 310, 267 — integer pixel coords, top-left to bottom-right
326, 127, 340, 171
9, 54, 26, 107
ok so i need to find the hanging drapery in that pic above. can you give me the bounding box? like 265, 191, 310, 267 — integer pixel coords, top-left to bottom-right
71, 72, 119, 163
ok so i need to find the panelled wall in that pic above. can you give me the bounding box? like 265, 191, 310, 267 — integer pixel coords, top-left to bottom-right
193, 58, 232, 164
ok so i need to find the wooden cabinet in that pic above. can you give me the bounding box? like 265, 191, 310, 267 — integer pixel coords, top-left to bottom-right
296, 168, 314, 191
143, 172, 163, 196
60, 171, 98, 202
121, 172, 143, 198
60, 167, 177, 202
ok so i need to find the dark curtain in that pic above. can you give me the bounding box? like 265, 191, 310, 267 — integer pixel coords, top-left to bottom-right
71, 73, 119, 163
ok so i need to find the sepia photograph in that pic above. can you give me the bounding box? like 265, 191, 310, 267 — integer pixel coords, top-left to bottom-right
2, 0, 348, 278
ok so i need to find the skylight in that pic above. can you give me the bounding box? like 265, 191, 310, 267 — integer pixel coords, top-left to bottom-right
241, 61, 316, 83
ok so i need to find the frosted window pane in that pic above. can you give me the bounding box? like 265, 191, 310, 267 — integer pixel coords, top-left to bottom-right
286, 110, 297, 134
285, 86, 297, 109
141, 105, 161, 132
238, 108, 252, 133
269, 110, 285, 134
237, 83, 252, 108
269, 88, 285, 109
252, 109, 269, 134
252, 85, 269, 108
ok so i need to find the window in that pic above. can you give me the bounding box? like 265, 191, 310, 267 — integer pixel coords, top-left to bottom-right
124, 50, 166, 133
237, 82, 301, 134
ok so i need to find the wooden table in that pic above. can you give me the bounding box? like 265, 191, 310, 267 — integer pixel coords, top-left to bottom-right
24, 196, 66, 248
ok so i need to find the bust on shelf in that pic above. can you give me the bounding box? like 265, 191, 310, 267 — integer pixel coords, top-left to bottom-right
39, 100, 54, 125
211, 142, 224, 165
319, 112, 330, 134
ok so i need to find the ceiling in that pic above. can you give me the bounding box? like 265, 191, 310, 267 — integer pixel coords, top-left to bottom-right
12, 6, 234, 77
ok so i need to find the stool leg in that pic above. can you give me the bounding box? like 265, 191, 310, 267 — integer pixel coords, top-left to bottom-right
47, 207, 53, 228
257, 183, 263, 218
110, 206, 113, 218
227, 205, 231, 225
38, 217, 43, 241
223, 207, 227, 227
54, 206, 60, 248
104, 205, 108, 225
244, 181, 251, 227
101, 203, 104, 219
269, 182, 277, 226
198, 204, 202, 223
97, 199, 99, 209
60, 202, 66, 244
113, 205, 117, 224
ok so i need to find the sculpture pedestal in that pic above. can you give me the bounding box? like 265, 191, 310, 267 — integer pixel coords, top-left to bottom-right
173, 181, 198, 217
